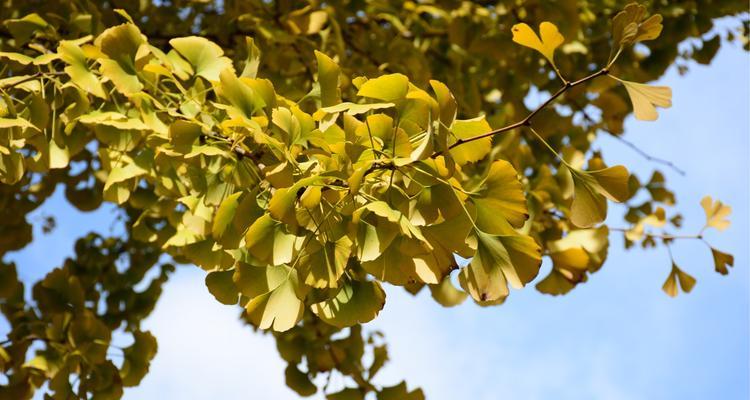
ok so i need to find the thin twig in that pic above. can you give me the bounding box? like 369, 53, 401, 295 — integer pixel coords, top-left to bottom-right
570, 98, 686, 176
433, 68, 610, 157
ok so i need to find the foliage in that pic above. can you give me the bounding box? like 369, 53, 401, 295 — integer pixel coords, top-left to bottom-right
0, 0, 745, 398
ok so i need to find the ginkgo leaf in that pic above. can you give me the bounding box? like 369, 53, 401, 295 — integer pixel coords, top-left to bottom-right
216, 69, 265, 119
459, 231, 541, 302
612, 3, 663, 46
95, 23, 145, 95
428, 275, 468, 307
300, 186, 322, 209
616, 79, 672, 121
234, 264, 305, 332
315, 50, 340, 107
212, 192, 242, 239
378, 381, 425, 400
299, 236, 352, 289
169, 36, 234, 81
448, 117, 492, 165
120, 331, 157, 387
357, 74, 409, 102
711, 247, 734, 275
567, 165, 630, 228
245, 214, 300, 265
472, 159, 529, 233
700, 196, 731, 231
311, 280, 386, 327
662, 263, 696, 297
241, 37, 261, 78
536, 226, 609, 295
205, 269, 238, 305
58, 41, 107, 98
285, 364, 317, 397
321, 102, 395, 115
511, 22, 565, 66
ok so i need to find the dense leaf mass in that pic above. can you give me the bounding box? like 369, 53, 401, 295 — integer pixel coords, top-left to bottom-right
0, 1, 744, 398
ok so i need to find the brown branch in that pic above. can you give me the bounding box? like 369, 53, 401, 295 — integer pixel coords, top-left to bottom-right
433, 68, 610, 157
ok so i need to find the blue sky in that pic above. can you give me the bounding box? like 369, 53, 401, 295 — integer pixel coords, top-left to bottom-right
4, 36, 748, 400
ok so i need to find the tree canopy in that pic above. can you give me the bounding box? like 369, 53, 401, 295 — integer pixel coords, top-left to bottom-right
0, 0, 745, 398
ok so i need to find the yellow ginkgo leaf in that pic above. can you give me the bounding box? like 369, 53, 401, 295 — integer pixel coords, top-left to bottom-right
662, 263, 696, 297
617, 79, 672, 121
511, 22, 564, 66
700, 196, 731, 231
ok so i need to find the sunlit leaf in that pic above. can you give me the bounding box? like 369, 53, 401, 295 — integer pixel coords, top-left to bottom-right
700, 196, 731, 231
511, 22, 565, 66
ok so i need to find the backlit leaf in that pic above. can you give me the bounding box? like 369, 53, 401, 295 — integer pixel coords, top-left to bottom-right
311, 280, 386, 327
617, 79, 672, 121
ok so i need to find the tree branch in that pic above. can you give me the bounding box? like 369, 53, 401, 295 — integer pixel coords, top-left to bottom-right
433, 68, 610, 157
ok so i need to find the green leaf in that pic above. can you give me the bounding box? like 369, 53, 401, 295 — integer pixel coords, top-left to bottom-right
169, 36, 234, 81
205, 269, 239, 305
459, 231, 541, 302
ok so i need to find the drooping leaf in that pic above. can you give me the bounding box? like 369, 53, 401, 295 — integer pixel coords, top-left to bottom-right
617, 79, 672, 121
234, 264, 305, 332
205, 269, 239, 305
311, 280, 386, 327
711, 247, 734, 275
662, 263, 696, 297
428, 275, 468, 307
459, 231, 541, 302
